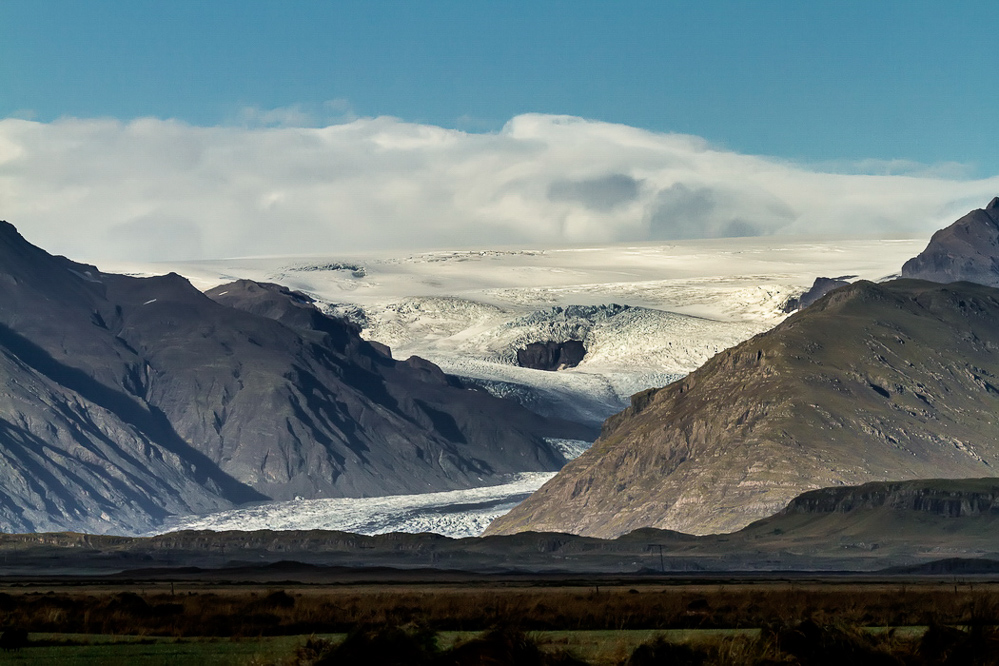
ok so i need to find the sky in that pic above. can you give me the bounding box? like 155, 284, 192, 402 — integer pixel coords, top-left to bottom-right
1, 1, 998, 262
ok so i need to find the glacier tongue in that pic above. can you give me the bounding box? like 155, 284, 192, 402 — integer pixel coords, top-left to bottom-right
152, 472, 559, 539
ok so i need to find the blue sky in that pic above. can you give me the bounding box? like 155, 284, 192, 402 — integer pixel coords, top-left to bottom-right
3, 1, 997, 174
2, 2, 998, 262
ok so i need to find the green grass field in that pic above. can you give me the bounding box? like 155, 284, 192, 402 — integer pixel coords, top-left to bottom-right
0, 627, 936, 665
0, 634, 317, 665
0, 631, 702, 665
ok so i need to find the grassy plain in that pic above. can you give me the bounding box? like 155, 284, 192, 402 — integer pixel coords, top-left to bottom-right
0, 630, 762, 665
0, 634, 310, 665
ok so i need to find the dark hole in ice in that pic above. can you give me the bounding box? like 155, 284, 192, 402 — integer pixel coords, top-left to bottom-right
516, 340, 586, 371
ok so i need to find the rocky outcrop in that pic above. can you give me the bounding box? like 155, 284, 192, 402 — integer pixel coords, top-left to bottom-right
901, 197, 999, 286
487, 278, 999, 538
775, 478, 999, 518
782, 276, 853, 312
516, 340, 586, 371
0, 222, 590, 534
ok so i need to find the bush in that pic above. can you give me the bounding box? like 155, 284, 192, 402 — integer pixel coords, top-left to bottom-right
769, 619, 900, 666
315, 624, 439, 666
294, 636, 335, 664
256, 590, 296, 610
0, 628, 29, 651
626, 636, 706, 666
442, 626, 587, 666
917, 624, 999, 666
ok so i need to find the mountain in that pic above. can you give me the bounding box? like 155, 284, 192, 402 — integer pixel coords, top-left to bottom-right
901, 197, 999, 285
5, 477, 999, 575
126, 237, 919, 437
782, 276, 853, 312
0, 222, 590, 534
487, 278, 999, 537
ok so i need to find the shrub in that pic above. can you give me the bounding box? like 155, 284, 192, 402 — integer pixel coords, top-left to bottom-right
0, 628, 29, 652
917, 624, 999, 666
257, 590, 296, 610
441, 626, 587, 666
769, 619, 900, 666
294, 636, 335, 664
315, 624, 439, 666
626, 636, 706, 666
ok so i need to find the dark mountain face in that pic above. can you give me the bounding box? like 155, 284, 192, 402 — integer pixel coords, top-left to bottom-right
487, 278, 999, 538
0, 222, 591, 534
902, 197, 999, 285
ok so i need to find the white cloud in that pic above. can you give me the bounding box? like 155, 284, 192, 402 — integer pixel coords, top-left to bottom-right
0, 113, 996, 263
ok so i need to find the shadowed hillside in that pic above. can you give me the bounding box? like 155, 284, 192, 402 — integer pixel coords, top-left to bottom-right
0, 222, 591, 534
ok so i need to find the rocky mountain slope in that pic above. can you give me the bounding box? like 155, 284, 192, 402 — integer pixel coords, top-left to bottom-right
902, 197, 999, 285
487, 277, 999, 537
782, 276, 853, 311
4, 477, 999, 575
0, 222, 589, 534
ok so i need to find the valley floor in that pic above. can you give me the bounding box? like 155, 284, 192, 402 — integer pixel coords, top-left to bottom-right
0, 577, 996, 664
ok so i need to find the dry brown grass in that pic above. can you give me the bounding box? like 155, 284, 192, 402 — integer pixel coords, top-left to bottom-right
1, 580, 999, 638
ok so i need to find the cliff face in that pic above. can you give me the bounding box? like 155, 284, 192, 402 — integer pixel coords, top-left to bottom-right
901, 197, 999, 286
0, 222, 589, 534
487, 278, 999, 537
775, 478, 999, 518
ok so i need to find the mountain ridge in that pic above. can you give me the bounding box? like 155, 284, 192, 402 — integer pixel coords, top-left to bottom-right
901, 197, 999, 285
487, 276, 999, 537
0, 221, 590, 534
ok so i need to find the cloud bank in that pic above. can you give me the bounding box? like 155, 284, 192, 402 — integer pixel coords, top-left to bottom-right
0, 113, 996, 262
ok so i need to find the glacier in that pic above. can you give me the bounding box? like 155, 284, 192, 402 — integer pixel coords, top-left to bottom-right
113, 237, 925, 538
152, 472, 560, 539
